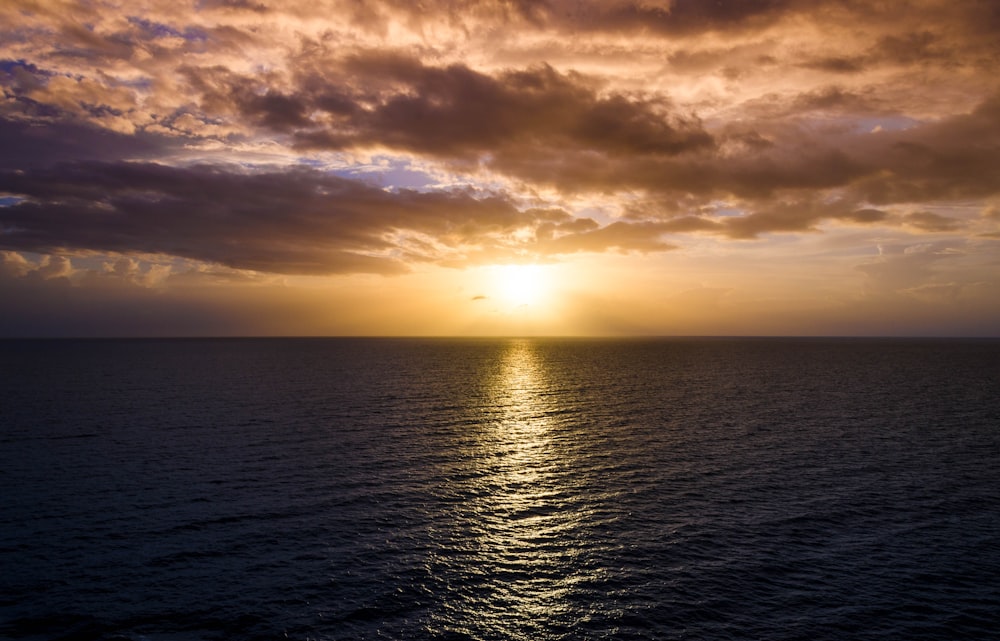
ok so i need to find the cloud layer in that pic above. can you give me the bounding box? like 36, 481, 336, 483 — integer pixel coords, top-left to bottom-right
2, 0, 999, 333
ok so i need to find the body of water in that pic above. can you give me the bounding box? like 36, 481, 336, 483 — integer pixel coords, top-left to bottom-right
1, 338, 998, 640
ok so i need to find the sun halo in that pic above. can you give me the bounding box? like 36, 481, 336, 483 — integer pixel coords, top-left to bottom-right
490, 263, 549, 309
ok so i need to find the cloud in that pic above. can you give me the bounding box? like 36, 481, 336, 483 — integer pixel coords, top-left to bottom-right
0, 249, 32, 278
801, 56, 867, 74
1, 0, 1000, 335
0, 160, 685, 274
6, 3, 1000, 227
374, 0, 802, 37
902, 211, 963, 233
33, 254, 75, 280
538, 220, 678, 253
281, 56, 713, 161
856, 242, 960, 295
0, 162, 489, 274
0, 117, 170, 169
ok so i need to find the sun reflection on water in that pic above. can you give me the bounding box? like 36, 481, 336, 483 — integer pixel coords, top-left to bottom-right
430, 339, 593, 639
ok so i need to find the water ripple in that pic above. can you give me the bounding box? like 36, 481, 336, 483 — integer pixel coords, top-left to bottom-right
1, 337, 998, 640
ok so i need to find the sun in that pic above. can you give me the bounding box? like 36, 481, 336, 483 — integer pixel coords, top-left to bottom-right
491, 264, 549, 308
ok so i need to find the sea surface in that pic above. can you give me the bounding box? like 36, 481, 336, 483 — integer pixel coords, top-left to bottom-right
1, 337, 998, 641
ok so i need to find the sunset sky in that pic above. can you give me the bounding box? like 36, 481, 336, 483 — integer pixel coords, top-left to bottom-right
2, 0, 999, 336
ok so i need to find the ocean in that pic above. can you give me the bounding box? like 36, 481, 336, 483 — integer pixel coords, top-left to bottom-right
1, 337, 998, 640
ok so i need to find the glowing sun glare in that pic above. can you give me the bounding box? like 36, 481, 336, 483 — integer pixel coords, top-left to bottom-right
492, 264, 549, 308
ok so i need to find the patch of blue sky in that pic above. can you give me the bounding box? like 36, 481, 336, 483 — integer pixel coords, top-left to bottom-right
84, 103, 125, 118
64, 254, 109, 272
295, 153, 507, 195
855, 115, 920, 133
69, 253, 181, 274
328, 156, 441, 191
0, 59, 49, 76
0, 196, 25, 207
118, 76, 155, 92
127, 16, 208, 41
707, 202, 745, 217
294, 156, 334, 169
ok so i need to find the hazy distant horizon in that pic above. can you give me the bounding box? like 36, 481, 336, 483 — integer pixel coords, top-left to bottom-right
3, 334, 999, 340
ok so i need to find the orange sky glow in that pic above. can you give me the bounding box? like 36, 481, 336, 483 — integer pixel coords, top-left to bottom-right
1, 0, 999, 335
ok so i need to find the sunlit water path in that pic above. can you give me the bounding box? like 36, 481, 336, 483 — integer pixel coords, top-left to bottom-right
1, 338, 998, 640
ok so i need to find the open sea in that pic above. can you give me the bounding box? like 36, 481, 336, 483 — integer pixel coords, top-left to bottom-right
1, 337, 998, 641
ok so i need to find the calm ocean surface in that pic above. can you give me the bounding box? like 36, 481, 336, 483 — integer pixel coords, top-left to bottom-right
1, 337, 998, 641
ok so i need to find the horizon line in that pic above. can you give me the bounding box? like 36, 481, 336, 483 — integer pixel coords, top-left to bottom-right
2, 335, 998, 341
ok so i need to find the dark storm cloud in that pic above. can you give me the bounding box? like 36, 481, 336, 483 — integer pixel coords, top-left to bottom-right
479, 132, 866, 203
0, 59, 49, 94
0, 161, 669, 274
718, 201, 834, 239
801, 56, 867, 74
8, 77, 999, 254
258, 56, 715, 159
845, 208, 888, 224
4, 0, 1000, 264
0, 162, 503, 274
846, 94, 1000, 205
0, 117, 170, 169
871, 31, 947, 66
187, 0, 270, 14
800, 32, 957, 75
498, 89, 1000, 234
557, 0, 796, 35
230, 34, 997, 221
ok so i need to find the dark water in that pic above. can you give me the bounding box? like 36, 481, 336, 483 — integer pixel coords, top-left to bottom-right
1, 338, 998, 641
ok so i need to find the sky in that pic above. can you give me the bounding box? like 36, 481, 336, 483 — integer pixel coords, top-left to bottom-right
1, 0, 999, 336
